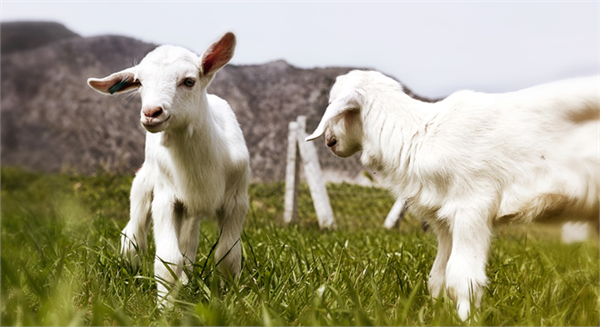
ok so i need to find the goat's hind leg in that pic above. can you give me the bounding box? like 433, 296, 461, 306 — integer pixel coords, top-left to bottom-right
428, 222, 453, 300
177, 210, 201, 285
121, 166, 153, 268
215, 192, 248, 280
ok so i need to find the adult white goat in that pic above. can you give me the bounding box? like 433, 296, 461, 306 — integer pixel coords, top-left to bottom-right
306, 70, 599, 320
87, 32, 249, 306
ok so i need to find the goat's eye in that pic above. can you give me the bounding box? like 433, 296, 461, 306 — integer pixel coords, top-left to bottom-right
134, 79, 142, 87
183, 78, 195, 87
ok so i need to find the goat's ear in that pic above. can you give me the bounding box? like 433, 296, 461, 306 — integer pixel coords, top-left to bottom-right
87, 69, 137, 95
199, 32, 236, 76
306, 90, 364, 141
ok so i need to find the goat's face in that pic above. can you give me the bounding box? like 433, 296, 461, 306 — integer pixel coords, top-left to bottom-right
133, 46, 201, 133
87, 33, 236, 133
323, 105, 364, 157
306, 72, 365, 157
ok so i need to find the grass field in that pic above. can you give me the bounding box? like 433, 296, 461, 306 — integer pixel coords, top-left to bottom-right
1, 167, 598, 326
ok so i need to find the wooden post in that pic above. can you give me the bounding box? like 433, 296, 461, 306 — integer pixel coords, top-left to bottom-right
383, 198, 407, 229
296, 116, 336, 229
284, 121, 300, 224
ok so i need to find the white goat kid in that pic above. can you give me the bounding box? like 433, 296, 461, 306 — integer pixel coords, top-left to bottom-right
87, 32, 250, 306
306, 70, 599, 320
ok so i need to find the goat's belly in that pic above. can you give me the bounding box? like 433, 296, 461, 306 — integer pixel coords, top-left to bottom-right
171, 176, 226, 218
182, 195, 224, 218
182, 188, 226, 218
496, 192, 599, 225
496, 162, 599, 224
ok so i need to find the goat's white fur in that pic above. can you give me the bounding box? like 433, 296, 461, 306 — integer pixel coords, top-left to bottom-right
87, 33, 249, 306
307, 70, 599, 320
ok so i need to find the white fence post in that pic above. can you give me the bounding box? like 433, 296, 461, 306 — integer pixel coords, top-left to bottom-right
284, 121, 300, 224
561, 222, 590, 243
283, 115, 336, 229
383, 198, 408, 229
296, 116, 336, 229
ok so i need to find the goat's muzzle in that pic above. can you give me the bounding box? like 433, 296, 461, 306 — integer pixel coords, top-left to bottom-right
141, 113, 170, 132
143, 106, 164, 118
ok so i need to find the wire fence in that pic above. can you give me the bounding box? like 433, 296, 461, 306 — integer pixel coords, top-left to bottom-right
249, 181, 421, 232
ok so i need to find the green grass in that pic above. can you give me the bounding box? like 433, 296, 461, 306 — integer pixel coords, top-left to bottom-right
1, 167, 598, 326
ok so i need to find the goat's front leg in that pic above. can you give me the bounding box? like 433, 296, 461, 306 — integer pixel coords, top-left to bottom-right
428, 222, 453, 299
445, 209, 492, 320
215, 192, 249, 280
121, 167, 153, 268
152, 190, 185, 307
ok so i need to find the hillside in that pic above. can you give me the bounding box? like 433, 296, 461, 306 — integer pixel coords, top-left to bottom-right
1, 21, 81, 54
1, 22, 430, 182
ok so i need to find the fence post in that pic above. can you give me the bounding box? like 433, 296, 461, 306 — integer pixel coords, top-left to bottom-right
295, 116, 336, 229
383, 198, 407, 229
284, 121, 300, 224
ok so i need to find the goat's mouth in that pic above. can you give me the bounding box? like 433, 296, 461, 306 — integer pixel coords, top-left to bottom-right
141, 115, 171, 131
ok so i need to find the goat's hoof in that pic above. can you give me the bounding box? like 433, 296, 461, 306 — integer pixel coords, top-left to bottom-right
180, 272, 190, 285
157, 296, 175, 311
120, 247, 142, 270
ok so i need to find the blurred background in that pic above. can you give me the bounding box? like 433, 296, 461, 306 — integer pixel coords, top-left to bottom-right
1, 1, 598, 182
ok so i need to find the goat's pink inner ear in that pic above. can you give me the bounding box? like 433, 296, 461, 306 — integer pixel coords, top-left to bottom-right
88, 72, 136, 94
88, 78, 114, 93
201, 32, 236, 75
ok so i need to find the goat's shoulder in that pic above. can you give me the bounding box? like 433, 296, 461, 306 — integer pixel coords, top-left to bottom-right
427, 90, 498, 133
206, 94, 250, 163
206, 94, 238, 127
437, 90, 496, 115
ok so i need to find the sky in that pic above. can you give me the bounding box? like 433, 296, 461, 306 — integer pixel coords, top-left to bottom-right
1, 1, 598, 99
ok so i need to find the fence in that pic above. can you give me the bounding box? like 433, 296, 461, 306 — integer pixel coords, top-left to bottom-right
284, 115, 407, 229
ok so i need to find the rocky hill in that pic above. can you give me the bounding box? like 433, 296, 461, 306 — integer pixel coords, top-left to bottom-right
1, 22, 431, 182
1, 21, 81, 54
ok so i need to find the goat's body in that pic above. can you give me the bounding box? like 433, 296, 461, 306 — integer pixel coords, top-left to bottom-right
141, 94, 249, 218
123, 93, 249, 301
308, 71, 599, 320
368, 77, 599, 227
88, 33, 248, 307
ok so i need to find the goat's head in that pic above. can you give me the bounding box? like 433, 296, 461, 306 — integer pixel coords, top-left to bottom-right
306, 70, 367, 157
87, 32, 236, 133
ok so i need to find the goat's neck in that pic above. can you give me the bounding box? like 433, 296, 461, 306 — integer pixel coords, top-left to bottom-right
360, 91, 436, 176
158, 92, 225, 208
161, 92, 215, 143
160, 92, 220, 164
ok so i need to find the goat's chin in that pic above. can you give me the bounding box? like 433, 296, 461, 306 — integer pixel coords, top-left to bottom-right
141, 117, 170, 133
330, 144, 360, 158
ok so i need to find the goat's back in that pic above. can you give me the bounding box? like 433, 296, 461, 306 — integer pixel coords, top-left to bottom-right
414, 76, 599, 224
